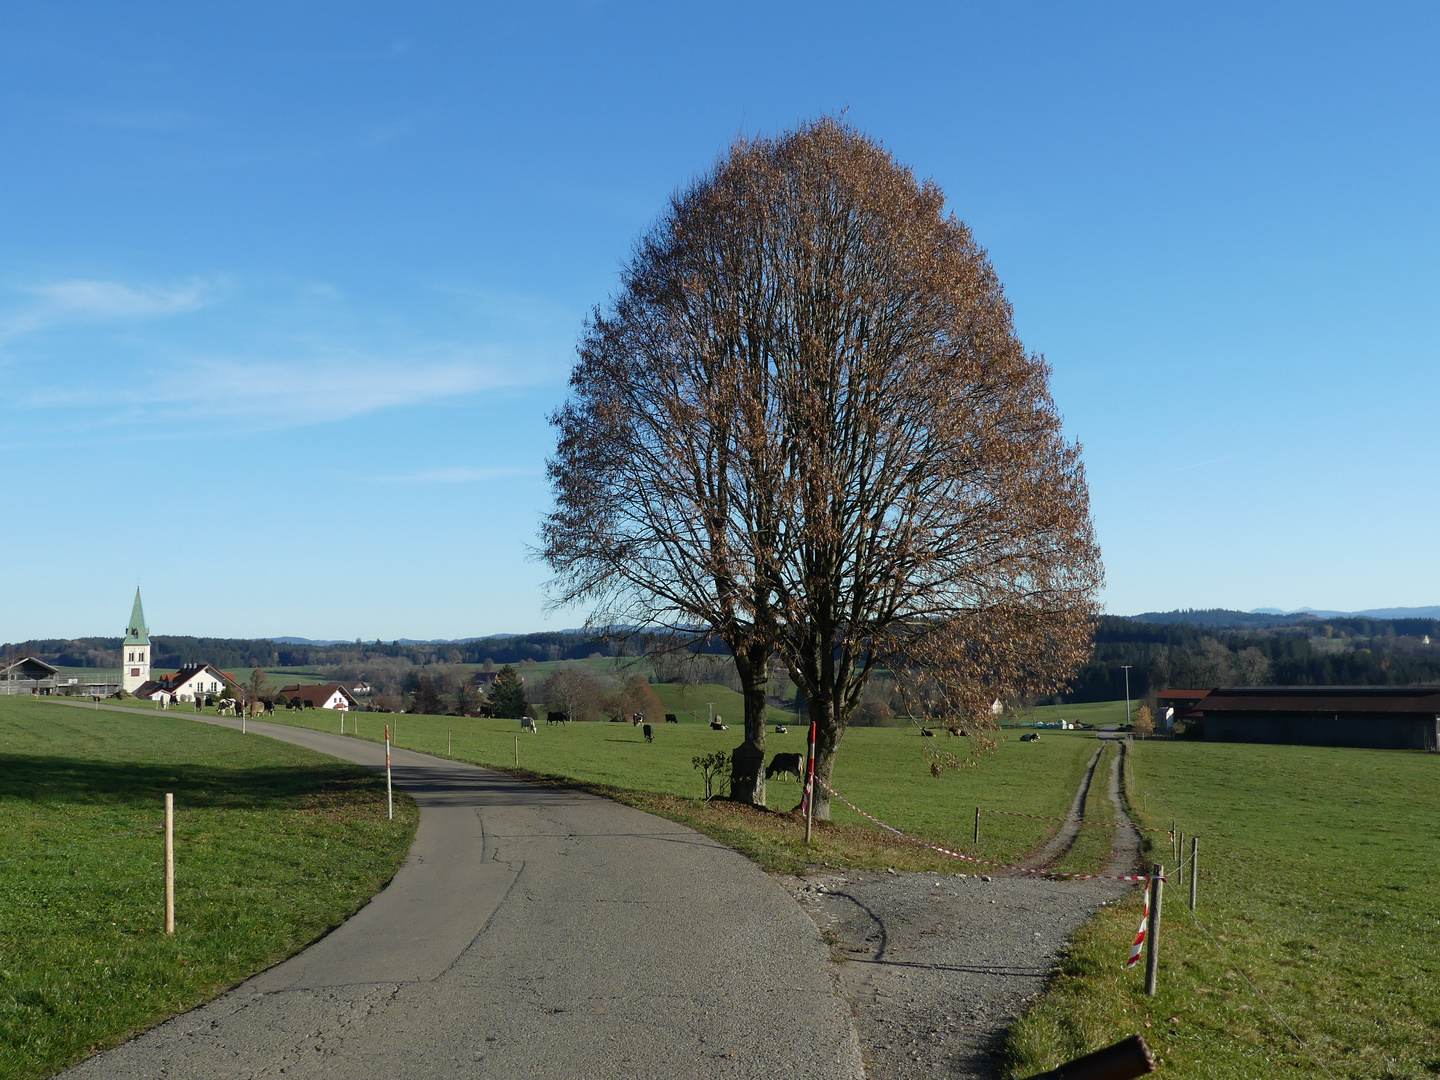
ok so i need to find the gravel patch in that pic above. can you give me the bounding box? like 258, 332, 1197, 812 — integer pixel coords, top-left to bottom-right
785, 738, 1143, 1079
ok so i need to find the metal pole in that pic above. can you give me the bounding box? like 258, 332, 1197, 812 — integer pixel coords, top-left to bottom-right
1122, 665, 1132, 728
514, 735, 519, 767
385, 725, 393, 821
164, 793, 175, 934
1176, 831, 1183, 885
974, 806, 981, 845
1189, 837, 1199, 911
1144, 864, 1164, 996
448, 729, 452, 757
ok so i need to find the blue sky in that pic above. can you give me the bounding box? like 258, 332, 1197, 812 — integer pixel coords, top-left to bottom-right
3, 2, 1437, 641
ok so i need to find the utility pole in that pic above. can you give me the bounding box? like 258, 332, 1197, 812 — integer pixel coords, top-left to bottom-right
1122, 665, 1133, 728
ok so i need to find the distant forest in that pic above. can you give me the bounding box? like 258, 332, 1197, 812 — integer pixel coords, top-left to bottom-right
6, 612, 1439, 707
0, 630, 656, 672
1069, 613, 1440, 703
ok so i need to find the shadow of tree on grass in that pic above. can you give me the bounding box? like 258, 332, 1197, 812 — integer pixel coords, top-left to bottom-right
0, 755, 375, 811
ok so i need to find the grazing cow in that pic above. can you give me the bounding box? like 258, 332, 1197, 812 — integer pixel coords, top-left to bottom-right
710, 721, 729, 731
920, 728, 935, 737
774, 725, 788, 734
765, 752, 804, 781
263, 700, 275, 716
642, 723, 653, 743
521, 716, 537, 733
631, 712, 644, 726
547, 711, 567, 725
1020, 732, 1040, 742
664, 713, 678, 724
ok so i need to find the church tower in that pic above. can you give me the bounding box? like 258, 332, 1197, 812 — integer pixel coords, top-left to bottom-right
122, 588, 151, 693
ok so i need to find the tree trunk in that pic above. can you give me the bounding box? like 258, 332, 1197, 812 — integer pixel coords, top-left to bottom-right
807, 696, 844, 820
729, 643, 769, 806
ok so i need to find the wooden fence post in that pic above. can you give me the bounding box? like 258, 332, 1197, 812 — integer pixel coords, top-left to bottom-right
1189, 837, 1198, 911
163, 793, 175, 934
1144, 863, 1163, 996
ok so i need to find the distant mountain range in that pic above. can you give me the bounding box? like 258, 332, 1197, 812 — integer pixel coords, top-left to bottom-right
1247, 606, 1440, 619
1128, 607, 1440, 629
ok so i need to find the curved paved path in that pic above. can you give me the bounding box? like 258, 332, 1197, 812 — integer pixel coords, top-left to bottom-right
56, 710, 863, 1079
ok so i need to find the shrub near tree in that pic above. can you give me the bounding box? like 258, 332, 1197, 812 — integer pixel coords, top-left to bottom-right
487, 665, 528, 720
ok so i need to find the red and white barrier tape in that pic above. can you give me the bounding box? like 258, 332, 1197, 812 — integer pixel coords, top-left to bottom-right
1125, 879, 1152, 968
981, 808, 1171, 834
819, 781, 1157, 883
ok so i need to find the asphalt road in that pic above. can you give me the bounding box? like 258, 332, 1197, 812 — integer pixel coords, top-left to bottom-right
55, 710, 864, 1079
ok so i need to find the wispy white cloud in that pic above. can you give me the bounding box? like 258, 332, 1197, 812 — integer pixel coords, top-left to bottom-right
1171, 456, 1231, 473
374, 465, 533, 484
1, 278, 215, 339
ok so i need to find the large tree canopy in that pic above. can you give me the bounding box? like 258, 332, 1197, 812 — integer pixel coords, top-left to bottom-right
544, 118, 1102, 815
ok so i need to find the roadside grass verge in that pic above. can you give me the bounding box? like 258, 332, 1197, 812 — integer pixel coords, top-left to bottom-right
268, 709, 1111, 874
1, 698, 417, 1080
1003, 739, 1440, 1079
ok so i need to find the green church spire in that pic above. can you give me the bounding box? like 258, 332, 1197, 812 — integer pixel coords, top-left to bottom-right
123, 588, 149, 646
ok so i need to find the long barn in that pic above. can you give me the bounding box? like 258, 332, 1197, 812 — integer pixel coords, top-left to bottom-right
1158, 687, 1440, 750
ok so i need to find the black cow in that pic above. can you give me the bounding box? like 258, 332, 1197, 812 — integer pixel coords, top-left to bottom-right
765, 752, 804, 781
1021, 732, 1041, 742
642, 723, 653, 743
920, 727, 934, 736
547, 711, 567, 725
664, 713, 678, 724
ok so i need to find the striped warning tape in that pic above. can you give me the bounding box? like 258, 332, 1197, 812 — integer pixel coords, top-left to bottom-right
1125, 879, 1152, 967
820, 781, 1159, 884
981, 808, 1172, 833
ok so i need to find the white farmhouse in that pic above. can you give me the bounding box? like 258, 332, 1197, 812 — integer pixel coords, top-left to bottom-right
137, 663, 235, 703
278, 683, 360, 710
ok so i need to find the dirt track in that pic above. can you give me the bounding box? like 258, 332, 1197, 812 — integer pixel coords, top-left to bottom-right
785, 737, 1145, 1079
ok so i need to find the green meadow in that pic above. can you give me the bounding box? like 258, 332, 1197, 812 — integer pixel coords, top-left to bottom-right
1005, 738, 1440, 1079
267, 707, 1121, 874
0, 698, 416, 1080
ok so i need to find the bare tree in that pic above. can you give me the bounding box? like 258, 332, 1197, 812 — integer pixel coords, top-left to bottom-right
538, 665, 605, 723
544, 118, 1101, 814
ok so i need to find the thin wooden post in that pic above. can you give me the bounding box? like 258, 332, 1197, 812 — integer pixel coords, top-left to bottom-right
448, 729, 452, 757
974, 806, 981, 845
163, 793, 175, 934
514, 736, 519, 767
804, 720, 817, 845
1189, 837, 1199, 911
385, 725, 393, 821
1144, 864, 1164, 996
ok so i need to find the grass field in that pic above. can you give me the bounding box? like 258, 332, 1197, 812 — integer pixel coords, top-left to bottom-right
265, 707, 1125, 875
1004, 738, 1440, 1079
0, 697, 417, 1080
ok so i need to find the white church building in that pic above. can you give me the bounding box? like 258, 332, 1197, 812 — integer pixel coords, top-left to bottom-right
122, 589, 152, 694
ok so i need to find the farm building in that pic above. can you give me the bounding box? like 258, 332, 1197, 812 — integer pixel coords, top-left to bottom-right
0, 656, 59, 695
277, 683, 359, 710
1158, 686, 1440, 750
135, 663, 236, 703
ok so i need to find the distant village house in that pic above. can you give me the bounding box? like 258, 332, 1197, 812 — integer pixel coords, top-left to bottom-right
278, 683, 360, 710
